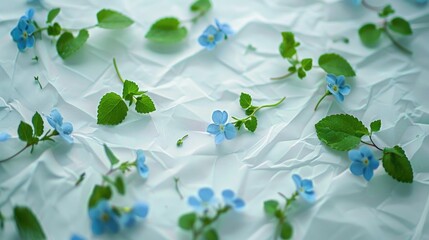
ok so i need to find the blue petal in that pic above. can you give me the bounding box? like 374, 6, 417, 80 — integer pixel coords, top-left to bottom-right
363, 167, 374, 181
301, 179, 314, 191
61, 122, 73, 135
333, 92, 344, 102
198, 187, 215, 202
339, 85, 351, 96
205, 42, 216, 51
215, 19, 221, 29
47, 109, 63, 127
106, 217, 120, 234
133, 202, 149, 218
27, 23, 35, 34
121, 213, 136, 228
337, 75, 345, 86
11, 27, 22, 41
224, 123, 236, 140
369, 158, 379, 170
18, 20, 27, 31
212, 110, 224, 124
349, 162, 365, 176
198, 35, 210, 47
292, 174, 302, 189
214, 132, 225, 144
203, 25, 218, 36
348, 149, 363, 162
26, 8, 35, 20
207, 123, 220, 135
221, 189, 235, 201
326, 74, 336, 85
214, 31, 225, 43
220, 111, 228, 124
233, 198, 245, 210
188, 196, 202, 211
136, 149, 145, 163
359, 146, 374, 159
301, 191, 316, 203
17, 39, 27, 51
0, 132, 11, 142
138, 164, 149, 179
59, 131, 74, 144
90, 220, 104, 236
26, 36, 35, 48
70, 234, 86, 240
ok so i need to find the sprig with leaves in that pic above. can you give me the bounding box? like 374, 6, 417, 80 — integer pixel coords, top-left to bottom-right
315, 114, 413, 183
97, 58, 156, 125
145, 0, 212, 43
358, 3, 413, 54
0, 206, 47, 240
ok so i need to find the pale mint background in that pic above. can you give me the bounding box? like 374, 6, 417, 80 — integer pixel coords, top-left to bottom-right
0, 0, 429, 239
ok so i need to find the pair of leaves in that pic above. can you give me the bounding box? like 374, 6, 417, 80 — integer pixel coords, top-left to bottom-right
237, 93, 258, 132
56, 9, 133, 59
18, 112, 45, 146
263, 200, 293, 239
178, 212, 218, 240
359, 17, 412, 46
13, 206, 46, 240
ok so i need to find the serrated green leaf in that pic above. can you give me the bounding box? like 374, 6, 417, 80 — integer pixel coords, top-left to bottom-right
245, 106, 257, 116
103, 144, 120, 166
13, 206, 46, 240
315, 114, 369, 151
135, 94, 156, 114
56, 30, 89, 59
88, 185, 112, 208
240, 92, 252, 109
264, 200, 279, 216
383, 146, 413, 183
359, 24, 381, 46
46, 8, 60, 24
297, 67, 306, 79
279, 32, 297, 59
32, 112, 44, 137
145, 17, 188, 43
204, 228, 219, 240
388, 17, 413, 35
114, 176, 126, 195
190, 0, 212, 13
96, 9, 134, 29
370, 120, 381, 133
234, 120, 243, 130
318, 53, 356, 77
178, 212, 197, 230
245, 116, 257, 132
47, 22, 61, 36
288, 66, 296, 73
18, 121, 33, 142
378, 5, 395, 18
122, 80, 139, 101
301, 58, 312, 71
280, 221, 293, 240
97, 92, 128, 125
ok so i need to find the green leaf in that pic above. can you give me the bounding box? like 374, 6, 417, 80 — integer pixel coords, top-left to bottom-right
288, 66, 296, 73
245, 116, 257, 132
370, 120, 381, 133
318, 53, 356, 77
18, 121, 33, 142
32, 112, 44, 137
122, 80, 139, 102
13, 206, 46, 240
245, 106, 257, 116
178, 212, 197, 230
280, 221, 293, 240
103, 144, 120, 166
315, 114, 369, 151
204, 228, 219, 240
383, 146, 413, 183
96, 9, 134, 29
56, 29, 89, 59
97, 92, 128, 125
234, 120, 243, 130
135, 94, 156, 114
279, 32, 297, 59
239, 92, 252, 109
378, 5, 395, 18
145, 17, 188, 43
301, 58, 312, 71
358, 24, 382, 46
88, 185, 112, 208
388, 17, 413, 35
114, 176, 126, 195
297, 67, 306, 79
264, 200, 279, 216
46, 8, 60, 24
47, 22, 62, 36
190, 0, 212, 13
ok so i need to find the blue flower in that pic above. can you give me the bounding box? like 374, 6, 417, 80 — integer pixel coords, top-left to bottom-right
221, 189, 245, 211
207, 110, 237, 144
188, 187, 217, 212
292, 174, 316, 203
348, 146, 379, 181
326, 74, 351, 102
70, 234, 86, 240
88, 200, 120, 235
215, 19, 233, 38
198, 25, 225, 51
136, 150, 149, 179
10, 9, 36, 52
46, 108, 73, 143
0, 132, 11, 142
120, 202, 149, 228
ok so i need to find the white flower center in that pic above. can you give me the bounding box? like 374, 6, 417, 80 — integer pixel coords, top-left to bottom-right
363, 158, 369, 166
219, 124, 225, 131
332, 85, 339, 92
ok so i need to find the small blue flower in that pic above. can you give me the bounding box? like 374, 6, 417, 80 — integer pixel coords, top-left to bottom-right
88, 200, 120, 235
46, 108, 73, 143
292, 174, 316, 203
120, 202, 149, 228
188, 187, 217, 212
136, 150, 149, 179
10, 9, 36, 52
198, 25, 225, 51
0, 132, 11, 142
326, 74, 351, 102
215, 19, 234, 38
348, 146, 379, 181
221, 189, 245, 211
70, 234, 86, 240
207, 110, 237, 144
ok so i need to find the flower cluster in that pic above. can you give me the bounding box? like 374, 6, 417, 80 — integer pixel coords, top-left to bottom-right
10, 9, 36, 51
188, 187, 245, 212
207, 110, 237, 144
198, 19, 233, 50
47, 109, 74, 143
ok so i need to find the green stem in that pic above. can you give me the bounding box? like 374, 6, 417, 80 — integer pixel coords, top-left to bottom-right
274, 191, 298, 239
271, 72, 295, 80
192, 206, 230, 240
174, 177, 184, 200
382, 27, 412, 55
361, 135, 383, 151
232, 97, 286, 124
62, 25, 97, 32
0, 144, 30, 163
314, 91, 331, 111
33, 27, 48, 35
113, 58, 125, 83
